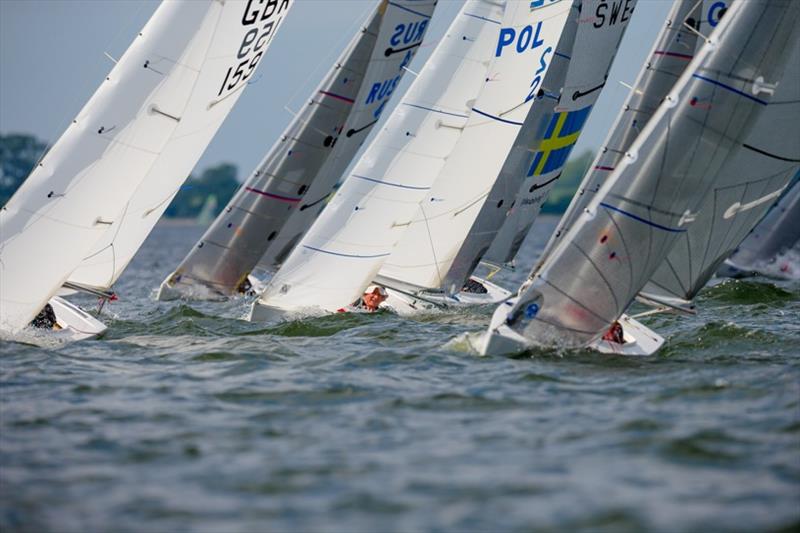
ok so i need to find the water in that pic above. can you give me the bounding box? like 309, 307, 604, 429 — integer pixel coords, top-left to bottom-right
2, 215, 799, 532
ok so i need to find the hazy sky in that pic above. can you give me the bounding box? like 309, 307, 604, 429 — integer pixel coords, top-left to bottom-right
0, 0, 674, 180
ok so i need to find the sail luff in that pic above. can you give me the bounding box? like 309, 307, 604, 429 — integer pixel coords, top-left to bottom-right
488, 0, 800, 351
0, 1, 214, 332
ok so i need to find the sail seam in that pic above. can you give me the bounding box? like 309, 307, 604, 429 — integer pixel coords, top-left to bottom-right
599, 203, 687, 233
302, 245, 390, 259
691, 74, 769, 106
471, 108, 523, 126
352, 174, 431, 190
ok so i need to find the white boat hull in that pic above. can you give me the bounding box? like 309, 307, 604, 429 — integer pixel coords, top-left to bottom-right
48, 296, 107, 342
474, 297, 664, 357
382, 276, 511, 315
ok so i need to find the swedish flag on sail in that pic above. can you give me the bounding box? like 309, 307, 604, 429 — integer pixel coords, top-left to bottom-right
527, 105, 592, 177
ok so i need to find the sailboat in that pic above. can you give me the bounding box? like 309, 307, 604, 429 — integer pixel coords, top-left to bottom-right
476, 0, 800, 356
377, 0, 636, 314
717, 177, 800, 280
249, 0, 575, 321
0, 0, 293, 340
157, 0, 436, 301
642, 34, 800, 303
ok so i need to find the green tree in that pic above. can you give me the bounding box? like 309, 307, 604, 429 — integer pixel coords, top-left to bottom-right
0, 133, 48, 207
165, 162, 240, 219
541, 149, 595, 214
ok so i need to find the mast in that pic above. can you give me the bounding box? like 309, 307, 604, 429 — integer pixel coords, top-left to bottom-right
158, 0, 435, 300
483, 0, 800, 353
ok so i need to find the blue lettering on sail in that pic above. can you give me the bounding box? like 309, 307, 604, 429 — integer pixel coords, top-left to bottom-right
708, 1, 727, 27
365, 76, 401, 105
390, 20, 429, 47
495, 21, 544, 57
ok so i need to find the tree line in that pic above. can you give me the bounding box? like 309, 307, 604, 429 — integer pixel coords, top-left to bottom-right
1, 133, 592, 218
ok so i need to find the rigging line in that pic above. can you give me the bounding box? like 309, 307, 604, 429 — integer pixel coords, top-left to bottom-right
699, 189, 725, 278
284, 5, 372, 111
387, 1, 433, 20
419, 203, 444, 289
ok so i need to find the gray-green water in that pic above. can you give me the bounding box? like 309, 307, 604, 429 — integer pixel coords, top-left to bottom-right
2, 216, 799, 532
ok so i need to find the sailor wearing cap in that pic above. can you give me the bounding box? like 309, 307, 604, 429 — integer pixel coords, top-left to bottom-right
360, 285, 388, 312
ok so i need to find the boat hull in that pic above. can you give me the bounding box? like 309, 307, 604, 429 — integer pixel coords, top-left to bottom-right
475, 296, 663, 357
382, 277, 511, 315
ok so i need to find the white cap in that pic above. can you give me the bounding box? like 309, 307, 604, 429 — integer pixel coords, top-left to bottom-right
366, 285, 388, 297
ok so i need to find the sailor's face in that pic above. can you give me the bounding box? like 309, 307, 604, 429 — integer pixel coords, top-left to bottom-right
363, 290, 387, 311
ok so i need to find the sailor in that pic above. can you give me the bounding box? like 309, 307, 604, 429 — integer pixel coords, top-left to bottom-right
360, 285, 388, 311
602, 320, 625, 344
30, 303, 58, 330
462, 278, 488, 294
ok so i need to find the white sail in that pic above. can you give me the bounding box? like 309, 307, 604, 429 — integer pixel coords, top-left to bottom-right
0, 2, 215, 332
481, 0, 800, 354
524, 0, 701, 270
446, 0, 636, 289
158, 0, 435, 300
643, 35, 800, 301
376, 0, 573, 294
718, 178, 800, 279
67, 0, 293, 292
250, 0, 507, 318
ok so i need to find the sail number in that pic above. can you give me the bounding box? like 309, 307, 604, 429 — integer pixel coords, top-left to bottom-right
217, 0, 291, 97
494, 21, 553, 103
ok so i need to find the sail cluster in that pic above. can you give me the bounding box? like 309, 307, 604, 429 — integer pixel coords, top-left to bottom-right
3, 0, 797, 356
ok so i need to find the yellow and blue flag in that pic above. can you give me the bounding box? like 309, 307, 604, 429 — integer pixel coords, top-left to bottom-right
527, 105, 592, 177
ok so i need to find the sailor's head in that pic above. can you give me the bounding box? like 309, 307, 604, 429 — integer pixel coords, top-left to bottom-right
362, 285, 388, 311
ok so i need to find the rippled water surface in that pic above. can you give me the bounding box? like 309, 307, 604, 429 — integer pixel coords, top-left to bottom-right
2, 216, 799, 532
